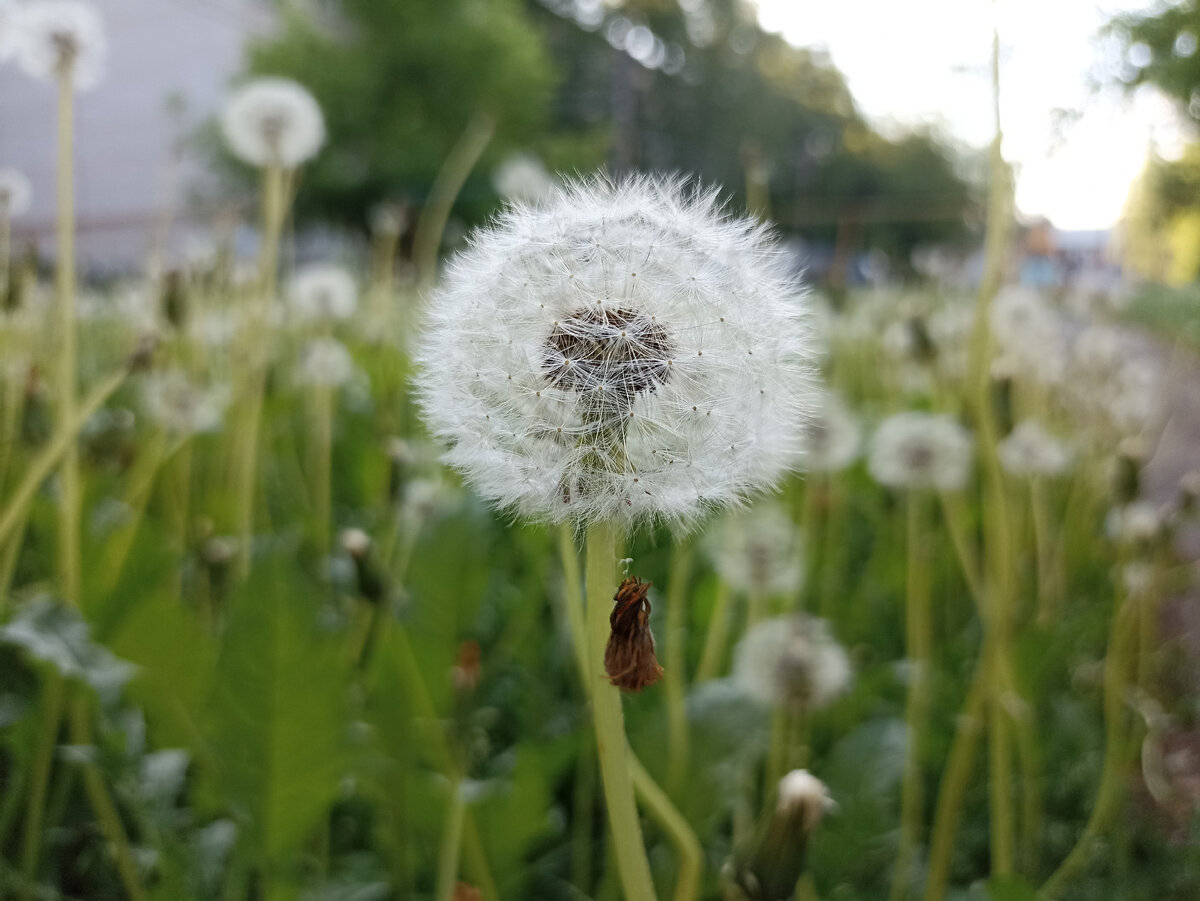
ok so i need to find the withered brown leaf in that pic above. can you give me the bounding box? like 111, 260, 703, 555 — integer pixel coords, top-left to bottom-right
604, 575, 664, 692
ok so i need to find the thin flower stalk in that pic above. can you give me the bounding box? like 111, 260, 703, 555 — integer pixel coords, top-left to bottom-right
695, 578, 733, 682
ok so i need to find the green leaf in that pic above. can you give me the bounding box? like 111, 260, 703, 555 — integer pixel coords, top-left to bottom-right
109, 591, 216, 751
0, 597, 133, 699
205, 563, 352, 865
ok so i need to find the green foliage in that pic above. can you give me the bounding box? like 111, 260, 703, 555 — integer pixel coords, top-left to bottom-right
246, 0, 565, 224
204, 561, 352, 869
1108, 3, 1200, 120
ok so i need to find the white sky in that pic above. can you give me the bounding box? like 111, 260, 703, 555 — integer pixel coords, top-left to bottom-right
753, 0, 1195, 230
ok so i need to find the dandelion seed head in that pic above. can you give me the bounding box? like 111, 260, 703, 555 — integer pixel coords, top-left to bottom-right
415, 175, 818, 530
0, 167, 32, 217
1106, 501, 1162, 545
706, 501, 804, 598
14, 0, 105, 90
221, 77, 325, 168
733, 614, 851, 712
492, 152, 556, 204
997, 420, 1072, 478
294, 337, 355, 388
287, 264, 358, 323
868, 411, 972, 491
141, 370, 231, 436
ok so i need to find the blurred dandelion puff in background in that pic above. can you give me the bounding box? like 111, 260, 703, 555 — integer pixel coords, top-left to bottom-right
221, 76, 326, 169
13, 0, 106, 90
733, 614, 852, 713
287, 264, 359, 324
416, 174, 819, 531
0, 168, 32, 217
868, 411, 973, 492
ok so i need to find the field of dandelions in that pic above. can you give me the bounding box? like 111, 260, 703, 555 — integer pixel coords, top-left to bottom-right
2, 3, 1200, 901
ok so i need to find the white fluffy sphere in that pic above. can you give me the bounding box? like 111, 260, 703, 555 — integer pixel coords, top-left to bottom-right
221, 77, 326, 168
0, 168, 32, 217
416, 176, 818, 530
868, 411, 973, 491
14, 0, 105, 90
287, 264, 358, 323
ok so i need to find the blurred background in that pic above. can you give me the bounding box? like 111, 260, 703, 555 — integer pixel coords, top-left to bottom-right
3, 0, 1197, 298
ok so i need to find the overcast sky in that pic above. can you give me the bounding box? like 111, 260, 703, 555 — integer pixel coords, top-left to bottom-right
753, 0, 1194, 230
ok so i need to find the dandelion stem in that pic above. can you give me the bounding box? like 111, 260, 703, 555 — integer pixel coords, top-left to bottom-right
630, 752, 703, 901
891, 493, 932, 901
1038, 591, 1139, 899
585, 521, 657, 901
695, 578, 734, 683
413, 113, 495, 290
18, 673, 65, 899
54, 62, 81, 607
924, 659, 988, 901
664, 542, 692, 794
434, 777, 467, 901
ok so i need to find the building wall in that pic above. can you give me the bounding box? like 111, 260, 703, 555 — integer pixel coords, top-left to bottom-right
0, 0, 273, 270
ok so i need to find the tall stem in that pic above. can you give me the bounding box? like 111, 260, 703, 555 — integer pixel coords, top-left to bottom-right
54, 64, 80, 606
585, 521, 657, 901
664, 543, 692, 794
891, 493, 931, 901
695, 579, 733, 683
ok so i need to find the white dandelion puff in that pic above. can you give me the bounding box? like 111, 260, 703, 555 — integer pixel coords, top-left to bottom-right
287, 264, 358, 323
802, 394, 861, 473
1105, 501, 1162, 545
732, 614, 851, 712
868, 411, 972, 491
415, 175, 819, 530
14, 0, 106, 91
997, 420, 1072, 478
294, 337, 354, 388
141, 370, 231, 436
706, 501, 804, 598
492, 152, 556, 204
221, 77, 326, 168
0, 168, 32, 217
988, 286, 1064, 384
0, 1, 22, 62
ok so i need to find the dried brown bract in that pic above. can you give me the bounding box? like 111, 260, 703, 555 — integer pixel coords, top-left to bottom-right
604, 576, 664, 692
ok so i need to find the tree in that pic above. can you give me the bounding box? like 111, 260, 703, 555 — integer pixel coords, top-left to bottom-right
1107, 2, 1200, 118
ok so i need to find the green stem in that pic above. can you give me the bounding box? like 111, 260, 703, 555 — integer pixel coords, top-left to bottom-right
585, 521, 657, 901
311, 380, 334, 556
924, 660, 988, 901
413, 114, 496, 290
695, 579, 734, 683
68, 698, 146, 901
19, 674, 65, 898
630, 753, 703, 901
891, 493, 931, 901
0, 369, 128, 549
1038, 594, 1138, 899
435, 778, 467, 901
54, 64, 80, 607
665, 543, 692, 794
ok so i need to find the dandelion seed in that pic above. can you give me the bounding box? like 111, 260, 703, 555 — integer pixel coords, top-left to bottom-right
868, 411, 972, 492
14, 0, 106, 90
416, 175, 818, 530
221, 77, 325, 168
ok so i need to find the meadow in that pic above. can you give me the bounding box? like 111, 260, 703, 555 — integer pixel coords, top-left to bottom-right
2, 4, 1200, 901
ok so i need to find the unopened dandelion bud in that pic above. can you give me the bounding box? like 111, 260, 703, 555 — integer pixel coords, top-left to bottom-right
726, 769, 833, 900
340, 527, 385, 604
451, 640, 482, 695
